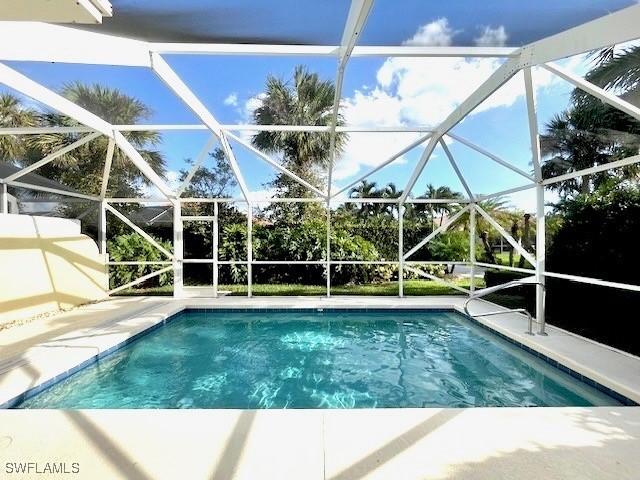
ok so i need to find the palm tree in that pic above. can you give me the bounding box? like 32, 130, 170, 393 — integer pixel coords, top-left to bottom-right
349, 179, 378, 198
540, 107, 614, 196
581, 46, 640, 106
415, 184, 463, 227
580, 46, 640, 153
382, 182, 403, 216
24, 82, 166, 197
252, 66, 348, 199
349, 180, 379, 218
433, 186, 463, 226
552, 46, 640, 195
412, 184, 436, 226
473, 197, 510, 263
0, 93, 38, 162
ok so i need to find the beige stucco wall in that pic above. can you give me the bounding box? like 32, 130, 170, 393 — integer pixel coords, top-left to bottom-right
0, 214, 108, 324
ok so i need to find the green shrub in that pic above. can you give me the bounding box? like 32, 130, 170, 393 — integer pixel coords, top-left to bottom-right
428, 231, 469, 262
217, 219, 388, 285
334, 215, 400, 260
404, 264, 446, 279
331, 229, 383, 285
545, 186, 640, 354
107, 233, 173, 289
219, 223, 248, 283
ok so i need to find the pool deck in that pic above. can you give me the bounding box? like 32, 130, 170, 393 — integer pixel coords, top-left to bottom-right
1, 295, 640, 479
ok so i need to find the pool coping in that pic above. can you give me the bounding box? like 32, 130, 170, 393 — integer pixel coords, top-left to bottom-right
1, 296, 639, 408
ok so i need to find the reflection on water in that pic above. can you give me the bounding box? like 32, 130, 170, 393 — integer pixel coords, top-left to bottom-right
18, 310, 621, 408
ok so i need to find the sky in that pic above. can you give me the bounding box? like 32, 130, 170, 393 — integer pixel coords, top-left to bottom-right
1, 0, 637, 212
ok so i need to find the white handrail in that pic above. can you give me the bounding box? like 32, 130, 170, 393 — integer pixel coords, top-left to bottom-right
464, 279, 545, 335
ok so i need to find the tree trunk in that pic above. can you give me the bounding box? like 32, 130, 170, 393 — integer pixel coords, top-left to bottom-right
581, 175, 591, 195
518, 214, 532, 268
509, 221, 518, 266
480, 231, 495, 263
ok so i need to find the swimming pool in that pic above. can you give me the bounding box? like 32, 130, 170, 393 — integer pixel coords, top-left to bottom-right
16, 309, 621, 408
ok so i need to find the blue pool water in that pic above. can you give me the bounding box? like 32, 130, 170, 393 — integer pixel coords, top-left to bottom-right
17, 309, 620, 408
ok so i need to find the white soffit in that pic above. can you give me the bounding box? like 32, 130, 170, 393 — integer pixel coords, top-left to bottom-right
0, 22, 150, 66
0, 0, 112, 24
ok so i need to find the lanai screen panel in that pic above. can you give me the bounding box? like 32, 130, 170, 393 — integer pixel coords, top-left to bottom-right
63, 0, 636, 48
68, 0, 350, 44
1, 1, 640, 310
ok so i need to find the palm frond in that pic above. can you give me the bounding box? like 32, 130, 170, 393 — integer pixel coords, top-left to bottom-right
250, 65, 348, 195
584, 45, 640, 93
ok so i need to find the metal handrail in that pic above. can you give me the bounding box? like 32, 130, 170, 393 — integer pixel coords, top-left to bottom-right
464, 280, 546, 336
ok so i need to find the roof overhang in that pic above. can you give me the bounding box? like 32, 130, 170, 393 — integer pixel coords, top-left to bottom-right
0, 0, 112, 24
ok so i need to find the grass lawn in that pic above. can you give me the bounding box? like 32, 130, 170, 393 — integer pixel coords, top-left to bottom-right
493, 251, 534, 268
116, 278, 485, 297
115, 278, 529, 314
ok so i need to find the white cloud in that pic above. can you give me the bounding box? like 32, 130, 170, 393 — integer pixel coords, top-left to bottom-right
244, 93, 266, 119
333, 86, 426, 181
232, 19, 584, 201
223, 92, 238, 107
333, 19, 566, 185
402, 18, 454, 46
474, 26, 508, 47
237, 93, 267, 142
332, 131, 422, 181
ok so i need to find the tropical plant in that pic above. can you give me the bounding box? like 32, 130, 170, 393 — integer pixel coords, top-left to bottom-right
413, 184, 464, 227
0, 93, 38, 161
253, 219, 326, 262
582, 45, 640, 106
219, 223, 248, 283
107, 233, 173, 288
382, 182, 403, 216
540, 107, 620, 196
541, 46, 640, 197
545, 184, 640, 355
428, 230, 470, 273
332, 212, 399, 261
349, 180, 382, 217
403, 264, 446, 280
218, 218, 387, 285
252, 66, 348, 205
330, 228, 383, 285
433, 186, 464, 226
25, 82, 166, 198
348, 181, 404, 218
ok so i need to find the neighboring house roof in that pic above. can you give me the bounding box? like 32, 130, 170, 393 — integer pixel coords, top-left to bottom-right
0, 162, 80, 194
127, 206, 173, 225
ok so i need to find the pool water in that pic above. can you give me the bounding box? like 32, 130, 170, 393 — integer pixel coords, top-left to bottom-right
17, 309, 620, 408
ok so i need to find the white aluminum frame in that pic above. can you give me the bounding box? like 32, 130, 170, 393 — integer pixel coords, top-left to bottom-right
404, 205, 472, 260
0, 3, 638, 321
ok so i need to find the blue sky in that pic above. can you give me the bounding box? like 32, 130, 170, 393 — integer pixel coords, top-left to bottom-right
86, 0, 633, 47
2, 0, 636, 211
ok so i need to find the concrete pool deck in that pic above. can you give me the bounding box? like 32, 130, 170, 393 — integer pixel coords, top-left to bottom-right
1, 295, 639, 478
1, 407, 639, 479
